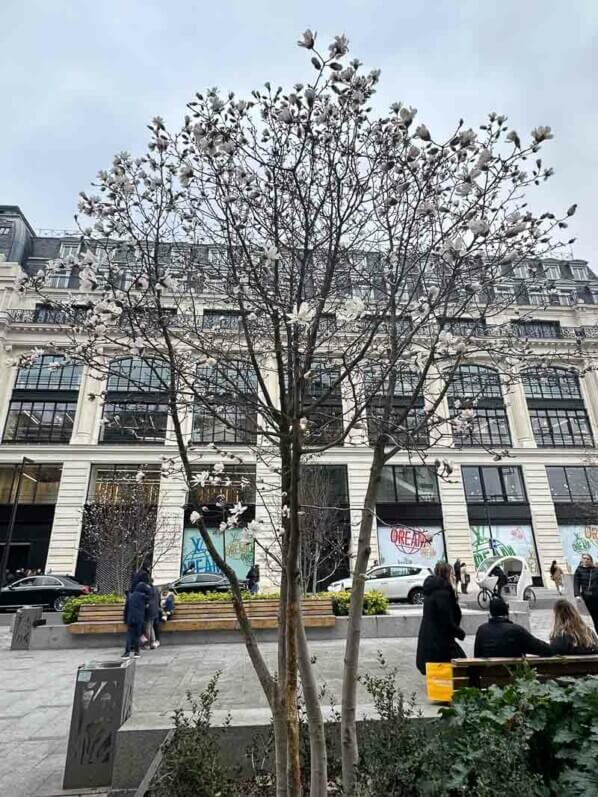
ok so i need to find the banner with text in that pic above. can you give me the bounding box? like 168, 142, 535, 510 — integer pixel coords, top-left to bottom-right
470, 524, 539, 574
558, 525, 598, 573
377, 524, 445, 568
181, 527, 254, 578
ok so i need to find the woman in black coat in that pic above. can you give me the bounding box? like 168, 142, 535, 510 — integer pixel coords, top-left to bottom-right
416, 561, 466, 675
574, 554, 598, 633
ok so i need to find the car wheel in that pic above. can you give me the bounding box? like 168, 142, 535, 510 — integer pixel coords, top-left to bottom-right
408, 588, 425, 605
53, 595, 68, 612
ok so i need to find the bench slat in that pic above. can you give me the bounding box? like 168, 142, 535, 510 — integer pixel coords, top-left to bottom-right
69, 614, 336, 634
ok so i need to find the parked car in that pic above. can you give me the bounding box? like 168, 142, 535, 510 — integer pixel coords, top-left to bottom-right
167, 572, 248, 595
328, 565, 432, 604
0, 574, 90, 611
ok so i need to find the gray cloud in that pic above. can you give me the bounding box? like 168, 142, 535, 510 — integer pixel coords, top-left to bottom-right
1, 0, 596, 259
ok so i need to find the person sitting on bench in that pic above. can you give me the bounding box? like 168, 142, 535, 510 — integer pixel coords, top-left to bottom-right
474, 598, 553, 658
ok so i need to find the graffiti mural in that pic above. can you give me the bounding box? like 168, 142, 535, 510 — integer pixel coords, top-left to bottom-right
181, 526, 254, 578
470, 524, 539, 573
558, 525, 598, 572
377, 524, 445, 568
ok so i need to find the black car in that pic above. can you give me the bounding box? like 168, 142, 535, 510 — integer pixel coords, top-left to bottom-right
0, 574, 90, 611
168, 572, 247, 594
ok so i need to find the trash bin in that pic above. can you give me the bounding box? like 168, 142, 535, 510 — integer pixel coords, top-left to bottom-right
11, 605, 43, 650
63, 658, 136, 790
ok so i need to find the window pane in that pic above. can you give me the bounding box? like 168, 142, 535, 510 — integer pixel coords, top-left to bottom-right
101, 402, 168, 443
462, 467, 483, 501
530, 408, 593, 447
415, 467, 439, 502
502, 467, 526, 502
0, 467, 16, 503
587, 468, 598, 502
15, 355, 82, 391
565, 468, 591, 502
481, 468, 503, 502
92, 466, 161, 504
547, 467, 569, 501
394, 467, 417, 502
377, 468, 396, 502
107, 357, 170, 393
3, 400, 76, 443
190, 465, 256, 505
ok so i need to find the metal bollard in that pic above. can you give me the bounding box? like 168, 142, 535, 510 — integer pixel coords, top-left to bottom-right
63, 658, 136, 790
10, 605, 43, 650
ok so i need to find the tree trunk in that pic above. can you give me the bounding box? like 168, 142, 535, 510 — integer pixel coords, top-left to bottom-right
340, 448, 384, 795
276, 568, 289, 797
297, 609, 328, 797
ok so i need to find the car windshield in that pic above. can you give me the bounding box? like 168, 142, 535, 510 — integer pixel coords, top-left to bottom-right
477, 556, 503, 573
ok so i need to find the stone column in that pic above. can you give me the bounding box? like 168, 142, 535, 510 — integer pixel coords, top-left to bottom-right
70, 366, 104, 445
504, 377, 535, 448
579, 368, 598, 444
437, 467, 475, 567
45, 460, 92, 576
152, 471, 186, 584
346, 454, 378, 565
522, 462, 566, 585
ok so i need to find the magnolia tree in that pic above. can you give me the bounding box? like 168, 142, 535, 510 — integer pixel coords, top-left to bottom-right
19, 30, 581, 796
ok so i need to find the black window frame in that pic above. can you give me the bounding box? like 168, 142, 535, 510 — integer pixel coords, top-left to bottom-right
547, 466, 598, 503
529, 407, 594, 448
3, 398, 78, 443
448, 365, 512, 448
377, 465, 440, 504
462, 465, 527, 504
302, 365, 344, 447
192, 361, 258, 445
365, 367, 428, 447
14, 355, 82, 392
513, 320, 561, 340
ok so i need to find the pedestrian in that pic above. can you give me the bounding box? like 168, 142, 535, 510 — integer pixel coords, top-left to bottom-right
574, 553, 598, 633
246, 563, 260, 595
549, 560, 564, 595
183, 562, 196, 576
416, 561, 466, 675
122, 581, 152, 658
549, 598, 598, 655
161, 588, 175, 621
453, 559, 462, 589
130, 566, 150, 591
460, 562, 470, 595
144, 578, 162, 649
474, 598, 553, 658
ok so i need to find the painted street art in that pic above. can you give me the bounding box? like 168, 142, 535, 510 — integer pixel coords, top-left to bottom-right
377, 524, 445, 568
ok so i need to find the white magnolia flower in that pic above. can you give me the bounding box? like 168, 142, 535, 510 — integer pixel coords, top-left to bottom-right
287, 302, 316, 327
190, 511, 201, 525
213, 462, 225, 474
506, 130, 521, 148
278, 107, 293, 124
458, 129, 477, 147
468, 219, 490, 236
299, 417, 309, 431
505, 222, 526, 237
414, 123, 431, 141
329, 34, 349, 57
135, 470, 145, 483
531, 125, 554, 144
455, 182, 473, 197
339, 297, 365, 320
263, 245, 281, 263
297, 29, 315, 49
476, 148, 492, 168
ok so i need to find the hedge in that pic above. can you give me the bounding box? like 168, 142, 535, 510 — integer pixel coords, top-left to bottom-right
62, 588, 388, 623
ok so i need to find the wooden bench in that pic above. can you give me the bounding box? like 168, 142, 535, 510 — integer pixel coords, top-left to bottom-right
452, 655, 598, 692
68, 598, 336, 635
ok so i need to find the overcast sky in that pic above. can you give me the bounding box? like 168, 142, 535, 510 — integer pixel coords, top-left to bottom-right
1, 1, 596, 260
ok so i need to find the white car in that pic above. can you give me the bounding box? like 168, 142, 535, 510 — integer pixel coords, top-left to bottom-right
328, 565, 432, 604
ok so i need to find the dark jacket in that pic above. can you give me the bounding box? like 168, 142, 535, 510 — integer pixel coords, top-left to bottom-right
416, 575, 465, 675
130, 568, 150, 591
474, 616, 553, 658
573, 565, 598, 597
162, 593, 175, 614
146, 585, 161, 621
124, 582, 152, 626
550, 632, 598, 656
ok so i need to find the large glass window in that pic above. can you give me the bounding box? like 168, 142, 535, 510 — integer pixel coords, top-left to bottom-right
366, 367, 427, 447
523, 367, 593, 448
14, 355, 82, 391
202, 310, 241, 330
90, 465, 161, 504
513, 320, 561, 339
462, 466, 526, 503
0, 464, 62, 504
101, 358, 170, 444
192, 362, 258, 445
448, 365, 511, 448
546, 466, 598, 503
303, 366, 344, 446
377, 466, 439, 503
4, 400, 77, 443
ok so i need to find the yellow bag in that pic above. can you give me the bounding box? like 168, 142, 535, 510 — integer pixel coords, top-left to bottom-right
426, 662, 454, 702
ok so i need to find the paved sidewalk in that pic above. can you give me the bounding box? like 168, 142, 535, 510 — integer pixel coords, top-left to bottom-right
0, 612, 554, 797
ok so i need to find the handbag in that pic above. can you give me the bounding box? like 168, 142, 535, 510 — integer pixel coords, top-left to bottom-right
425, 662, 454, 702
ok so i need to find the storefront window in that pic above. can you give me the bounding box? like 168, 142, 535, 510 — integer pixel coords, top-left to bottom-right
90, 465, 161, 504
0, 464, 62, 504
462, 466, 526, 503
377, 466, 439, 503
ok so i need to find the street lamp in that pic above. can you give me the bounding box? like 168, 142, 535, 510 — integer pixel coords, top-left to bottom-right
0, 456, 34, 587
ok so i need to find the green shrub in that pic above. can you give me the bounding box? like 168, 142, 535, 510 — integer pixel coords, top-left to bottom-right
62, 593, 124, 624
330, 590, 388, 616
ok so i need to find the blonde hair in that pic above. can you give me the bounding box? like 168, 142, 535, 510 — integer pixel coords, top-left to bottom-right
550, 599, 597, 648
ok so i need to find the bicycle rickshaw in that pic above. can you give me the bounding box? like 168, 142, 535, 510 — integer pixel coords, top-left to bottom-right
475, 554, 536, 609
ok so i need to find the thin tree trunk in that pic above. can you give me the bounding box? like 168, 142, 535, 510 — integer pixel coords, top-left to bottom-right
297, 608, 328, 797
340, 447, 384, 795
276, 568, 289, 797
